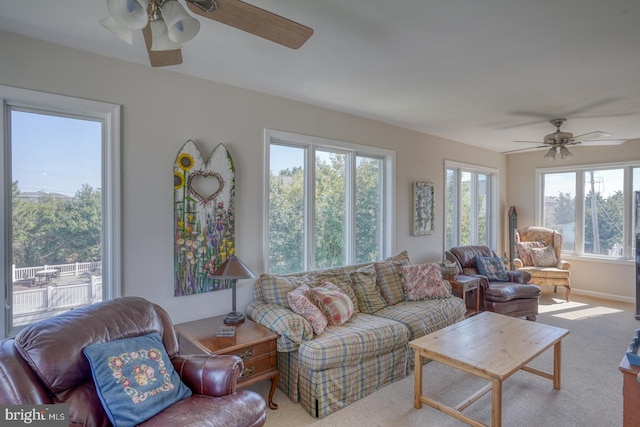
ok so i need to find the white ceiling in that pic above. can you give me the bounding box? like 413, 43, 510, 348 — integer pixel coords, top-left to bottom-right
2, 0, 640, 153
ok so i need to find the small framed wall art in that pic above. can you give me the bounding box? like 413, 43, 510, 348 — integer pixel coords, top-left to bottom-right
412, 181, 434, 235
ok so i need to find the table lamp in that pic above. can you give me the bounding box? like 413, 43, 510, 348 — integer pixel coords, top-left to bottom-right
210, 255, 256, 325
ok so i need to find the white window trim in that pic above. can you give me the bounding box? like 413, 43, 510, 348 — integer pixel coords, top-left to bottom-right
0, 85, 121, 338
444, 160, 499, 251
535, 160, 640, 261
263, 129, 395, 272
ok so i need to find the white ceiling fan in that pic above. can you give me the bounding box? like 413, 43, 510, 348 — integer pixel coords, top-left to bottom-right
502, 118, 627, 160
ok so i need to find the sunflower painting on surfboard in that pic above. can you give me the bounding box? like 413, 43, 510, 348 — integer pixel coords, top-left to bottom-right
173, 140, 235, 296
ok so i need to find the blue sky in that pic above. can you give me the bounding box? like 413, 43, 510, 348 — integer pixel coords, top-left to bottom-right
11, 110, 102, 196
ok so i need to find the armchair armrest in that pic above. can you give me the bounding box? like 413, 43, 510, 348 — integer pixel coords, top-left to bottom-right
513, 258, 524, 269
559, 260, 571, 270
246, 300, 313, 352
507, 270, 531, 283
172, 354, 243, 397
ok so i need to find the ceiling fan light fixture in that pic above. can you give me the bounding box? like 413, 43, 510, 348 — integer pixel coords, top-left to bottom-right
150, 19, 182, 51
559, 146, 573, 160
99, 15, 135, 44
106, 0, 149, 30
544, 147, 557, 161
162, 0, 200, 44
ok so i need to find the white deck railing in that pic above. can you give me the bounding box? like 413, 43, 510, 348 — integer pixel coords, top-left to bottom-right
12, 261, 101, 282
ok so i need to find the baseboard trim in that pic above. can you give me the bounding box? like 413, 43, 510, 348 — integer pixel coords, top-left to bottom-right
569, 288, 635, 304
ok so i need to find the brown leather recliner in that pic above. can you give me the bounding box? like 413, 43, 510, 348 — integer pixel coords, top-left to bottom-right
0, 296, 267, 427
445, 245, 541, 321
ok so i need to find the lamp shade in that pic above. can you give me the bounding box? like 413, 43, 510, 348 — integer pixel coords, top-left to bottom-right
106, 0, 149, 30
210, 255, 256, 280
99, 15, 134, 44
544, 147, 557, 161
161, 0, 200, 44
559, 146, 573, 160
150, 19, 182, 51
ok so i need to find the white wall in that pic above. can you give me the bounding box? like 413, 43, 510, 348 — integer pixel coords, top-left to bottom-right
507, 143, 640, 302
1, 30, 507, 323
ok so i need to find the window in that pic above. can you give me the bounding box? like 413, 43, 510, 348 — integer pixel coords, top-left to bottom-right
265, 130, 394, 274
445, 161, 498, 251
538, 163, 640, 259
1, 86, 121, 338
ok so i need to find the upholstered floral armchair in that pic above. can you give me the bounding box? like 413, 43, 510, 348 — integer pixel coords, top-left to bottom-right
514, 226, 571, 301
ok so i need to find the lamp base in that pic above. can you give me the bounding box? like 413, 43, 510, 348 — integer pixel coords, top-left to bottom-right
223, 311, 245, 325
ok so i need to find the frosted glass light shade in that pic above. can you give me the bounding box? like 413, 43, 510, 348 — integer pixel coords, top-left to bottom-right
100, 15, 134, 44
106, 0, 149, 30
161, 0, 200, 43
559, 146, 573, 160
544, 147, 557, 161
150, 19, 182, 51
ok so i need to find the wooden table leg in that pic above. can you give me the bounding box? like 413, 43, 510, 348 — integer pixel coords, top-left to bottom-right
492, 378, 502, 427
414, 350, 423, 408
553, 340, 562, 390
268, 371, 279, 409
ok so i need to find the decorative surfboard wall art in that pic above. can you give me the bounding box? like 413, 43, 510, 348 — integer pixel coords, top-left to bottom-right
174, 140, 235, 296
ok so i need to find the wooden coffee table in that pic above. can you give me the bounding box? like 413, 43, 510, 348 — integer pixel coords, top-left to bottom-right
409, 311, 569, 427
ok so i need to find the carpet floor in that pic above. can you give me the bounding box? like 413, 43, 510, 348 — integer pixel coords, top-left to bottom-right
248, 291, 637, 426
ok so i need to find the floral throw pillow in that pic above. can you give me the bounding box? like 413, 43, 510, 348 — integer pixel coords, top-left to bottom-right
515, 241, 545, 266
308, 281, 355, 326
475, 256, 509, 282
400, 263, 451, 301
530, 246, 558, 267
287, 283, 328, 336
83, 333, 192, 427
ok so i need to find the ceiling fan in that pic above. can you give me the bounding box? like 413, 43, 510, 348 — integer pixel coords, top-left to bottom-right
503, 118, 626, 160
100, 0, 314, 67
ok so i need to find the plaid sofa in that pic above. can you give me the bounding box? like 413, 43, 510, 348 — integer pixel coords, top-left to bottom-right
246, 252, 466, 418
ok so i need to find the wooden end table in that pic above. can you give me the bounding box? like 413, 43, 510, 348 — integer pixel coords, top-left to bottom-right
175, 315, 280, 410
448, 275, 481, 317
619, 356, 640, 426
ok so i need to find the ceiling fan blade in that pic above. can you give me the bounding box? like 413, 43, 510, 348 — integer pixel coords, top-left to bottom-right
502, 145, 548, 154
573, 131, 612, 141
513, 140, 545, 144
186, 0, 313, 49
142, 24, 183, 67
578, 139, 628, 146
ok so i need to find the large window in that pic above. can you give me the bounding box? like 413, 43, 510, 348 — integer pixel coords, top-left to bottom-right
1, 86, 120, 338
538, 163, 640, 259
265, 130, 394, 274
445, 161, 498, 251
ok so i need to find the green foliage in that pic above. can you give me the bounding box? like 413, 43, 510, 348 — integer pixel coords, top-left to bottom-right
12, 183, 101, 267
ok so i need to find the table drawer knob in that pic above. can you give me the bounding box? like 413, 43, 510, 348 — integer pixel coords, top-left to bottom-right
241, 367, 256, 378
239, 349, 255, 360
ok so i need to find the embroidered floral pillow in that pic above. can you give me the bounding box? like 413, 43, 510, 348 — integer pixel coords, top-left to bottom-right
308, 281, 355, 326
515, 241, 546, 266
475, 256, 509, 282
400, 263, 451, 301
83, 332, 191, 427
287, 283, 328, 336
530, 246, 558, 267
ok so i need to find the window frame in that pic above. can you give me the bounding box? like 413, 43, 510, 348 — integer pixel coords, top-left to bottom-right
263, 129, 395, 273
444, 160, 499, 251
536, 161, 640, 261
0, 85, 121, 338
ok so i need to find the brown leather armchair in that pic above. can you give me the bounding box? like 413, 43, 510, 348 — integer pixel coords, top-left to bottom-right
445, 245, 541, 321
0, 297, 267, 427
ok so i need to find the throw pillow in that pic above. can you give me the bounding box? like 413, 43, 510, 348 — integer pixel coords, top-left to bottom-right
287, 283, 328, 336
530, 246, 558, 267
350, 266, 387, 314
374, 260, 408, 305
308, 281, 355, 326
83, 333, 192, 427
515, 241, 545, 266
257, 274, 301, 308
475, 256, 509, 282
400, 263, 451, 301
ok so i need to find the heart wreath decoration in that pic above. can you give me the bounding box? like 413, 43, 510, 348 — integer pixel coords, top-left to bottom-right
186, 170, 226, 206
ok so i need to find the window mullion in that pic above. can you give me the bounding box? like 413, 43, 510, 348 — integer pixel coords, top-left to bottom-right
306, 146, 315, 271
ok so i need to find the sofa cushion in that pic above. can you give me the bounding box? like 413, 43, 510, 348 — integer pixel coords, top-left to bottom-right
400, 263, 451, 300
374, 298, 466, 340
287, 283, 328, 336
258, 274, 302, 308
297, 313, 409, 371
374, 260, 407, 305
531, 246, 558, 267
516, 241, 546, 266
308, 282, 355, 326
475, 256, 509, 282
83, 333, 192, 427
350, 265, 387, 314
309, 269, 360, 314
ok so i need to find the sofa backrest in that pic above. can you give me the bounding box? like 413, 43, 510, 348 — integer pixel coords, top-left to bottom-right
3, 297, 178, 425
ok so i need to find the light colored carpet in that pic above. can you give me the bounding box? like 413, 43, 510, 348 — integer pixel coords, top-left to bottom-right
248, 292, 637, 426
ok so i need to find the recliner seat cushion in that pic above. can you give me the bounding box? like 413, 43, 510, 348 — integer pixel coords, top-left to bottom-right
484, 283, 541, 303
